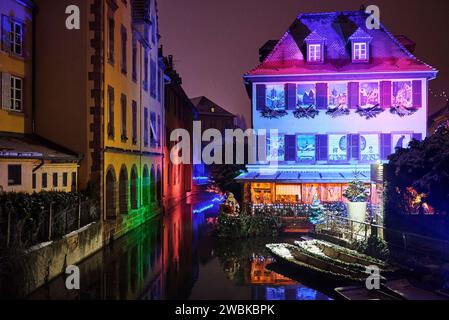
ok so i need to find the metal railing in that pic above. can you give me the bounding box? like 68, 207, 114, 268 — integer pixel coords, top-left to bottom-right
316, 213, 449, 261
0, 200, 99, 249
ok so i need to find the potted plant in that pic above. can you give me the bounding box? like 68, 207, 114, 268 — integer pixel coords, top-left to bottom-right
343, 178, 370, 224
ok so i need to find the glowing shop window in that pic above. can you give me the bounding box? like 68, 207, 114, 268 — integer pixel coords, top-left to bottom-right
328, 134, 347, 162
328, 83, 348, 109
320, 184, 343, 202
276, 184, 301, 203
296, 135, 316, 163
251, 183, 272, 204
267, 135, 285, 162
302, 184, 320, 204
392, 133, 412, 152
360, 134, 380, 161
392, 81, 413, 109
296, 84, 316, 108
265, 84, 286, 110
359, 82, 379, 108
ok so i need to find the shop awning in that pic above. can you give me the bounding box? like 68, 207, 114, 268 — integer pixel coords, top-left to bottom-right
236, 168, 371, 183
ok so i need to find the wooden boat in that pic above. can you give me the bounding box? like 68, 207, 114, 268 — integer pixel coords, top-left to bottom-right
266, 243, 369, 285
294, 239, 389, 270
381, 279, 448, 300
335, 285, 398, 300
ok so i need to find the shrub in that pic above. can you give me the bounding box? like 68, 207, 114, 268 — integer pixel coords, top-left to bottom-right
352, 235, 390, 261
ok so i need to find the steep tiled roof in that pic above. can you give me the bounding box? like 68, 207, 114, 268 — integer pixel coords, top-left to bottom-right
190, 96, 235, 117
246, 11, 437, 77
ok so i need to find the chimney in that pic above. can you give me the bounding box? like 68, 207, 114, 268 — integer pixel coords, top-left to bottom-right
259, 40, 278, 63
395, 35, 416, 53
168, 55, 174, 69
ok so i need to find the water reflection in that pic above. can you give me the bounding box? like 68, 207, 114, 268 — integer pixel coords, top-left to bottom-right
29, 192, 331, 300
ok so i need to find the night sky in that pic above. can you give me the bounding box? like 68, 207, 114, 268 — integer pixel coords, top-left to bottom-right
158, 0, 449, 127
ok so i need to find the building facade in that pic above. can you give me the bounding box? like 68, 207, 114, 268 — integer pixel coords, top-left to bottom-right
237, 11, 437, 209
0, 0, 80, 194
164, 55, 197, 208
190, 96, 236, 180
33, 0, 164, 239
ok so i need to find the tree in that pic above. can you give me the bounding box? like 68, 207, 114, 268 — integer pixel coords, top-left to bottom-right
387, 125, 449, 215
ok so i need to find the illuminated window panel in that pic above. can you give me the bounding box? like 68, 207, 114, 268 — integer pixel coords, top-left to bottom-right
301, 184, 320, 204
359, 82, 380, 108
392, 81, 413, 109
296, 84, 316, 108
265, 84, 286, 110
251, 183, 273, 204
320, 184, 343, 202
328, 134, 348, 162
392, 133, 412, 152
296, 135, 316, 163
275, 184, 301, 203
360, 134, 380, 161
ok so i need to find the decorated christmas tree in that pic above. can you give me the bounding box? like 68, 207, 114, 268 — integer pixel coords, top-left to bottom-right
308, 194, 324, 225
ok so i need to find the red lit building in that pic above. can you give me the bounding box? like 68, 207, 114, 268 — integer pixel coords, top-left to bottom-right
163, 55, 198, 208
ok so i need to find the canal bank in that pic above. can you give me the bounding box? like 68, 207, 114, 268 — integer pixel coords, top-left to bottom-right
28, 191, 333, 300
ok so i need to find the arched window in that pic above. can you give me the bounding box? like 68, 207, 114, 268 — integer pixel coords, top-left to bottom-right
157, 165, 162, 204
106, 166, 117, 219
131, 165, 138, 209
142, 165, 150, 206
150, 165, 156, 203
119, 165, 128, 214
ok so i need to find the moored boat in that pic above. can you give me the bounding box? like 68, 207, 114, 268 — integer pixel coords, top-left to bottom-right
294, 239, 391, 272
266, 243, 369, 285
381, 279, 448, 300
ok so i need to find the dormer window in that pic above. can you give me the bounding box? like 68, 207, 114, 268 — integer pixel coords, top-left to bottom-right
304, 31, 326, 64
308, 44, 322, 62
349, 28, 372, 63
353, 42, 368, 61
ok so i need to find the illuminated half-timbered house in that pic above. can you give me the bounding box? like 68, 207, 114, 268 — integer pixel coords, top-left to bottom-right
237, 10, 437, 210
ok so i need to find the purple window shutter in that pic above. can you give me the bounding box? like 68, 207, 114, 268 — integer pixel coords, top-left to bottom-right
315, 134, 328, 161
316, 83, 328, 110
286, 83, 297, 110
348, 82, 359, 109
380, 81, 392, 108
256, 84, 266, 110
285, 135, 296, 161
347, 134, 360, 161
412, 133, 423, 141
412, 80, 422, 108
380, 133, 392, 160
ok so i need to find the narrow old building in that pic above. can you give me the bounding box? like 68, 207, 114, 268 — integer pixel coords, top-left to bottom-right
0, 0, 80, 193
163, 55, 197, 208
33, 0, 165, 239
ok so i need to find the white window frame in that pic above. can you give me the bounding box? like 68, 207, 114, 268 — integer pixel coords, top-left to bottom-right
10, 75, 23, 112
308, 44, 322, 62
10, 20, 23, 56
353, 42, 367, 61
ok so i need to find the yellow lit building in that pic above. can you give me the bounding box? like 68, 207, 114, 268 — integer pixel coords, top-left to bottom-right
0, 0, 80, 193
33, 0, 164, 239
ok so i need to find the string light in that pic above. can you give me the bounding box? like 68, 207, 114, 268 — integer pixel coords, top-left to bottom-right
429, 88, 449, 102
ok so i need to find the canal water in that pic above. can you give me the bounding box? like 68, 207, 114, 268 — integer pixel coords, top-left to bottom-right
29, 191, 332, 300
